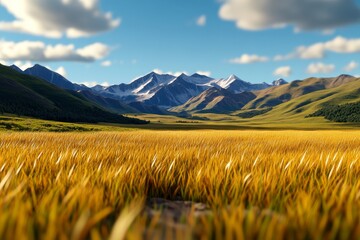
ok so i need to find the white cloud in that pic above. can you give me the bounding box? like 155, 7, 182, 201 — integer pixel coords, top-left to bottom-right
80, 81, 110, 87
273, 66, 292, 77
196, 71, 211, 77
323, 36, 360, 54
101, 60, 112, 67
153, 69, 187, 77
276, 36, 360, 60
0, 60, 7, 65
0, 0, 120, 38
0, 40, 110, 62
344, 61, 358, 72
219, 0, 360, 31
229, 54, 268, 64
196, 15, 206, 26
55, 66, 67, 77
307, 62, 335, 74
15, 61, 33, 70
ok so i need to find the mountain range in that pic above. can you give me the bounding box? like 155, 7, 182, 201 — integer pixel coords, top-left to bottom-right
17, 64, 287, 111
1, 63, 359, 124
0, 64, 147, 124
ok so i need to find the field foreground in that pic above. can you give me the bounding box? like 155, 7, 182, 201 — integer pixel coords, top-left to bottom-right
0, 130, 359, 239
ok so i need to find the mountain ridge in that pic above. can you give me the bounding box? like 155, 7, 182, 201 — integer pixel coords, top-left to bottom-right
0, 64, 147, 124
5, 63, 359, 124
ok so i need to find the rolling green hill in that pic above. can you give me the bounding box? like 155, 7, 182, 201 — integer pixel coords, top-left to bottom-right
0, 64, 147, 124
234, 77, 360, 124
244, 74, 357, 109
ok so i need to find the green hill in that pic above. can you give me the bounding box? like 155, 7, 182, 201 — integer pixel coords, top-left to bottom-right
244, 75, 357, 110
234, 77, 360, 124
0, 64, 147, 124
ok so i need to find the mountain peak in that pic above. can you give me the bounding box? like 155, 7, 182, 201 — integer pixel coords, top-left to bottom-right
32, 63, 45, 69
24, 63, 87, 91
10, 64, 23, 73
228, 74, 239, 80
178, 73, 188, 78
337, 74, 354, 78
191, 73, 208, 78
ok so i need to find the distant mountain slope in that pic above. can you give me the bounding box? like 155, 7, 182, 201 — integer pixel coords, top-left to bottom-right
0, 64, 147, 124
24, 64, 87, 91
235, 77, 360, 123
244, 75, 357, 109
307, 101, 360, 123
172, 87, 256, 113
75, 90, 139, 114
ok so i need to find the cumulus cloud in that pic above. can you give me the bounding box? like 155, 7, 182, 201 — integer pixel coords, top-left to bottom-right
196, 15, 206, 26
0, 0, 120, 38
55, 66, 67, 77
0, 40, 110, 62
196, 71, 211, 77
307, 62, 335, 74
229, 54, 269, 64
219, 0, 360, 31
344, 61, 358, 72
273, 66, 292, 77
275, 36, 360, 60
101, 60, 112, 67
12, 61, 33, 70
153, 69, 187, 77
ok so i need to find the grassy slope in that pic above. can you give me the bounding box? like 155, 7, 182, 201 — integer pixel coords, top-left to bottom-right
0, 64, 146, 124
171, 88, 255, 114
244, 75, 358, 109
230, 79, 360, 127
0, 115, 140, 132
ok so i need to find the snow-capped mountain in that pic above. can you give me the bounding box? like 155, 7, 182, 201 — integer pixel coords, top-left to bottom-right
10, 63, 283, 112
92, 73, 274, 108
143, 74, 209, 107
94, 71, 175, 102
214, 75, 271, 93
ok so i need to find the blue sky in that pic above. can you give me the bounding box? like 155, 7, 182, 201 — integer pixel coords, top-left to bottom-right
0, 0, 360, 86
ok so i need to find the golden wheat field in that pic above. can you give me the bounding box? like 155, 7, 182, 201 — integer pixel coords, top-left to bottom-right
0, 130, 359, 240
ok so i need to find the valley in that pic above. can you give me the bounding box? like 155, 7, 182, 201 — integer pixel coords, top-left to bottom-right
1, 63, 359, 128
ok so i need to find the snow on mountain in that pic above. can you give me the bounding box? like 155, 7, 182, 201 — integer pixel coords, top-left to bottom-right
91, 85, 107, 92
143, 74, 209, 107
213, 75, 270, 93
97, 72, 175, 102
90, 72, 277, 108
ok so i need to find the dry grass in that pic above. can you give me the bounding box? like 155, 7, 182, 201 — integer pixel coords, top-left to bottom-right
0, 130, 359, 239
